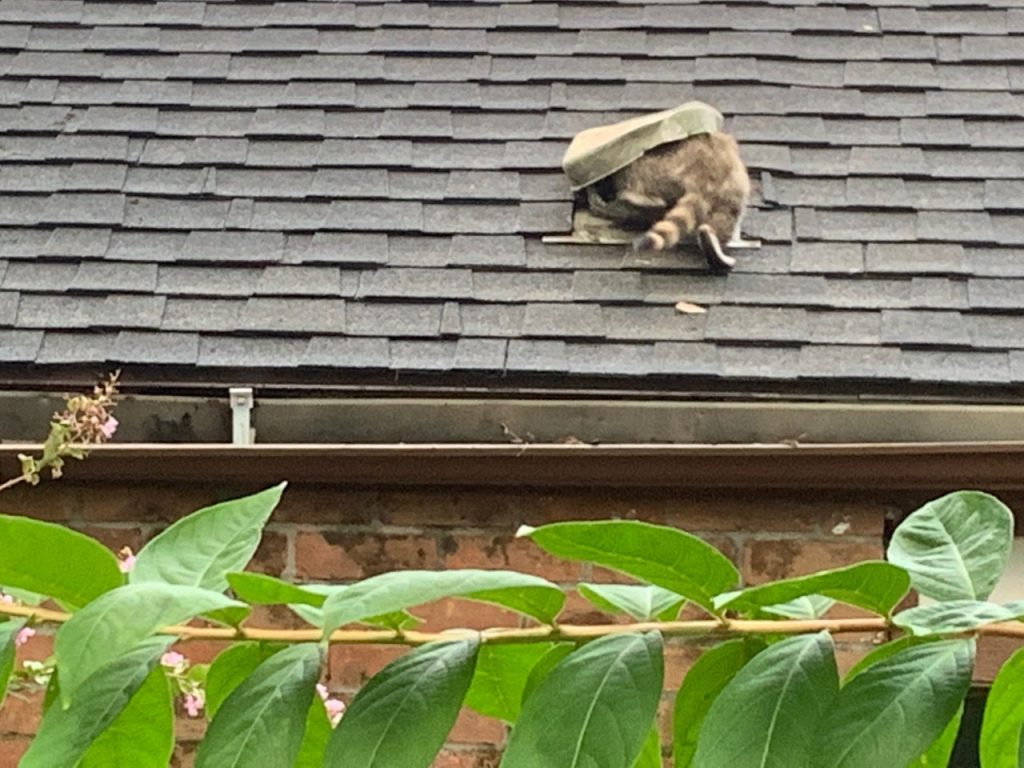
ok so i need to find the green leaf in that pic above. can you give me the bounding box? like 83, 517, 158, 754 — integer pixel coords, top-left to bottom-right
501, 632, 664, 768
632, 728, 661, 768
909, 705, 963, 767
324, 639, 479, 768
887, 491, 1013, 602
673, 637, 764, 768
195, 642, 321, 768
78, 665, 174, 768
520, 521, 738, 614
227, 572, 326, 607
843, 636, 939, 683
205, 641, 284, 719
320, 570, 564, 639
132, 483, 286, 593
714, 562, 909, 618
694, 632, 837, 768
893, 599, 1024, 635
0, 619, 25, 709
819, 639, 974, 768
19, 637, 171, 768
578, 583, 685, 622
0, 515, 122, 609
55, 582, 247, 706
295, 696, 332, 768
980, 645, 1024, 767
464, 643, 557, 723
521, 642, 575, 704
762, 594, 835, 619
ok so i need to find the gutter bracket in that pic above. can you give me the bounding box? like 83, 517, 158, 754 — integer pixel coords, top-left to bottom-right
229, 387, 254, 446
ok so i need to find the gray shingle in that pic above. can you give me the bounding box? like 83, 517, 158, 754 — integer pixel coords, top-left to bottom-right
970, 316, 1024, 350
827, 278, 913, 309
303, 336, 389, 368
387, 236, 450, 267
910, 278, 968, 310
423, 204, 517, 234
523, 303, 605, 338
3, 262, 77, 292
865, 244, 965, 274
725, 274, 828, 306
650, 342, 719, 376
453, 339, 507, 371
707, 306, 809, 342
799, 346, 905, 379
571, 271, 644, 302
36, 332, 116, 364
473, 272, 571, 302
719, 346, 800, 379
239, 297, 345, 334
0, 290, 16, 325
330, 201, 422, 231
360, 268, 473, 299
288, 233, 388, 266
809, 311, 882, 345
162, 298, 243, 332
71, 261, 158, 293
566, 343, 655, 375
0, 330, 43, 361
969, 279, 1024, 309
460, 304, 525, 337
904, 350, 1010, 383
506, 340, 568, 372
112, 330, 198, 364
18, 294, 164, 329
882, 310, 970, 346
346, 302, 443, 337
198, 336, 307, 368
603, 306, 707, 341
917, 212, 994, 243
157, 266, 260, 297
388, 340, 459, 371
256, 267, 344, 297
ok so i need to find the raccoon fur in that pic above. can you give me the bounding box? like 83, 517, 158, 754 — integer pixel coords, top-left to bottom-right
602, 132, 750, 270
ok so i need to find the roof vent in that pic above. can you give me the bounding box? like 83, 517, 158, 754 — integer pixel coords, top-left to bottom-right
544, 102, 761, 264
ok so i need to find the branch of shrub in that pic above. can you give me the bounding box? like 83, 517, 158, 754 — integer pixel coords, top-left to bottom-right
3, 600, 1023, 645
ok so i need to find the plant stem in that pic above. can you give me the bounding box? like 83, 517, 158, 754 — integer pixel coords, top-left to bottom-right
3, 601, 1023, 645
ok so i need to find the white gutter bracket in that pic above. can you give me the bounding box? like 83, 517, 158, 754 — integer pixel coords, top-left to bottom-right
229, 387, 255, 446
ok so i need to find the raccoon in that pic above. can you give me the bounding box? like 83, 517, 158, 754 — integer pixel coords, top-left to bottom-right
603, 132, 750, 271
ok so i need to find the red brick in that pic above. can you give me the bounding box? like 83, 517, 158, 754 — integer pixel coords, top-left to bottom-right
524, 490, 663, 524
273, 487, 377, 525
448, 708, 506, 745
378, 489, 520, 528
0, 483, 78, 521
743, 539, 883, 585
328, 644, 405, 691
441, 534, 580, 583
433, 747, 500, 768
559, 590, 629, 626
414, 598, 523, 632
664, 643, 703, 690
975, 636, 1024, 683
0, 736, 30, 768
295, 531, 438, 580
247, 530, 289, 576
74, 525, 144, 555
0, 690, 41, 734
79, 483, 239, 523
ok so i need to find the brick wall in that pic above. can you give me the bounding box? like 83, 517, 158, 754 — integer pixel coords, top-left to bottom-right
0, 479, 1012, 767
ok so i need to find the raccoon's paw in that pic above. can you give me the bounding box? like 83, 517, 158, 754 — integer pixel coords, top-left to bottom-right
697, 224, 736, 272
634, 231, 665, 252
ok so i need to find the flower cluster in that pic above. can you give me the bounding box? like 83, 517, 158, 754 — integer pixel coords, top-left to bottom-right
160, 651, 206, 719
0, 594, 35, 648
317, 683, 346, 727
5, 371, 120, 492
117, 546, 136, 574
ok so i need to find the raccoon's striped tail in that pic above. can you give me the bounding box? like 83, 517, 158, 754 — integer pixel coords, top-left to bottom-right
634, 193, 706, 252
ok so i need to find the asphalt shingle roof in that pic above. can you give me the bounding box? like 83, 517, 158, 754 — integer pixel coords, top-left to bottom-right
1, 0, 1023, 392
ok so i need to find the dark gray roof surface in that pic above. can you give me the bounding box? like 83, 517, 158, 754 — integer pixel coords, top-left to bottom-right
1, 0, 1023, 393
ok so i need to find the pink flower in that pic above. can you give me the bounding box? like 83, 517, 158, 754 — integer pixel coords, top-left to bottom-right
161, 651, 186, 669
117, 547, 136, 573
15, 627, 35, 648
99, 416, 118, 439
0, 594, 13, 605
184, 691, 204, 718
316, 683, 330, 701
324, 697, 346, 727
